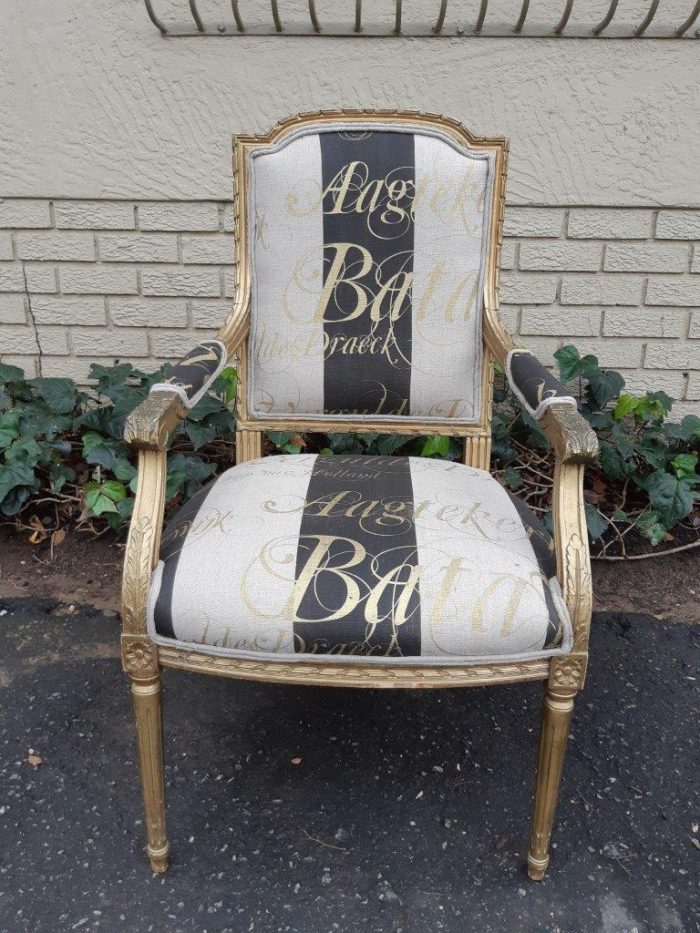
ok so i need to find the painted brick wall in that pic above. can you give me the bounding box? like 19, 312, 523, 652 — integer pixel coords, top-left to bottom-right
1, 198, 698, 415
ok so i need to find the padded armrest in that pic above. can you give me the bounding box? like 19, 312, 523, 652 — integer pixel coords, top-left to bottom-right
150, 339, 229, 408
506, 349, 578, 422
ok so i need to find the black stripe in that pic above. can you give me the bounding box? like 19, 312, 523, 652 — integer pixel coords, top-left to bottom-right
153, 481, 215, 639
319, 131, 415, 416
293, 455, 421, 657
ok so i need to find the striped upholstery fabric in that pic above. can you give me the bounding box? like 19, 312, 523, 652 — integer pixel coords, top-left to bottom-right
506, 349, 578, 421
246, 123, 494, 424
147, 455, 572, 665
151, 339, 228, 408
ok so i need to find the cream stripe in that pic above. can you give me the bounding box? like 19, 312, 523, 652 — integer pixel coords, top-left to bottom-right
248, 134, 325, 418
410, 137, 490, 422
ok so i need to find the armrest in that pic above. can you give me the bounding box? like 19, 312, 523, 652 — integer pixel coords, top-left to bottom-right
121, 339, 231, 635
504, 349, 598, 464
124, 339, 230, 450
484, 307, 598, 662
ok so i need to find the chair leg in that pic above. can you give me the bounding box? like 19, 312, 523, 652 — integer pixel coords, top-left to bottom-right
130, 673, 169, 873
527, 683, 576, 881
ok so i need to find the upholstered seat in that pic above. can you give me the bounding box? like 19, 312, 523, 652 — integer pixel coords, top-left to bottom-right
148, 454, 571, 664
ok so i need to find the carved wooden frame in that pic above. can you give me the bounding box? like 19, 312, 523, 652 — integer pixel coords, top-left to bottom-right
120, 110, 598, 878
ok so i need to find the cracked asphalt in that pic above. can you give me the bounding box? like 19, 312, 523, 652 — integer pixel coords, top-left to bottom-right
0, 597, 698, 933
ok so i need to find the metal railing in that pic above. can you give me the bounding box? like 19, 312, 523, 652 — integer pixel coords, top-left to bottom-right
144, 0, 700, 38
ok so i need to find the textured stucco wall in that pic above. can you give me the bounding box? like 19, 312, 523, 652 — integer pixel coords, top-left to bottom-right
1, 0, 700, 413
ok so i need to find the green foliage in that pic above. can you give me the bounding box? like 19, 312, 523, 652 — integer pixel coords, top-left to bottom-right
552, 346, 698, 545
1, 345, 698, 553
0, 361, 236, 530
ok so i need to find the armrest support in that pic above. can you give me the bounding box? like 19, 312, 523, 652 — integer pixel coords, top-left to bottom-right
483, 307, 598, 659
121, 338, 231, 633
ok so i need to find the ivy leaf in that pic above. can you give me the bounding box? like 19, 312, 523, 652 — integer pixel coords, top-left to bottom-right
88, 362, 143, 391
0, 362, 26, 385
213, 367, 238, 405
0, 410, 21, 449
113, 458, 138, 483
671, 453, 698, 479
0, 462, 38, 515
82, 431, 120, 470
586, 369, 625, 411
598, 441, 632, 481
554, 345, 598, 382
613, 394, 639, 420
376, 435, 409, 456
636, 511, 667, 547
29, 378, 79, 415
188, 394, 228, 423
502, 466, 523, 489
420, 435, 450, 458
5, 437, 42, 467
642, 472, 696, 527
185, 420, 218, 451
664, 415, 700, 443
584, 503, 608, 541
636, 431, 668, 471
267, 431, 302, 454
84, 480, 127, 516
50, 463, 75, 493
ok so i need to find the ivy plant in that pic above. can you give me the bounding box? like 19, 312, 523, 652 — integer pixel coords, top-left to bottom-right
0, 346, 698, 553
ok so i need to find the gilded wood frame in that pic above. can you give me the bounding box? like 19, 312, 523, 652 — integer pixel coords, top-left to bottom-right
120, 110, 598, 878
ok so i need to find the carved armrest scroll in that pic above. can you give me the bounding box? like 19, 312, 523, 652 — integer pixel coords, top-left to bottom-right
124, 391, 186, 451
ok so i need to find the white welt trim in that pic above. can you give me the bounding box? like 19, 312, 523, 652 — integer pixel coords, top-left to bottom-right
533, 394, 578, 421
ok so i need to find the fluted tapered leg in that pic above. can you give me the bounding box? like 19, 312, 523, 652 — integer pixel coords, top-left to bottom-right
131, 675, 169, 873
527, 684, 576, 880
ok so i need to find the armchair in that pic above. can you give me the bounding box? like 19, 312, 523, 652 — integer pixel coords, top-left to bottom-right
121, 111, 598, 880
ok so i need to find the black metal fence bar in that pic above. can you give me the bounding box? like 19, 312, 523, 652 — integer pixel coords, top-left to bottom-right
677, 0, 700, 35
513, 0, 531, 34
144, 0, 700, 38
553, 0, 575, 35
231, 0, 245, 33
634, 0, 661, 36
592, 0, 619, 35
188, 0, 205, 32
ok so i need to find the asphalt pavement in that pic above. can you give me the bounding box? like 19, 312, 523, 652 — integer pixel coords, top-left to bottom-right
0, 598, 698, 933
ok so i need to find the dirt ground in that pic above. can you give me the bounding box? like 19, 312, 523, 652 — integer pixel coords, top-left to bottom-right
0, 525, 698, 624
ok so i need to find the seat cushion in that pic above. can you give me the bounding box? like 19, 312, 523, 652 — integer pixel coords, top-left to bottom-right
147, 455, 572, 665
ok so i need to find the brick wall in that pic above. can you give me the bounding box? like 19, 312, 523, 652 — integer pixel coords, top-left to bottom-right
0, 199, 698, 415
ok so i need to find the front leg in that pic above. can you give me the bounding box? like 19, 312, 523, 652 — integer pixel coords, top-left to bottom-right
528, 682, 577, 880
123, 635, 169, 873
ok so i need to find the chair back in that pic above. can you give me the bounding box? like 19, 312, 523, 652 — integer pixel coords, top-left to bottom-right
231, 112, 508, 446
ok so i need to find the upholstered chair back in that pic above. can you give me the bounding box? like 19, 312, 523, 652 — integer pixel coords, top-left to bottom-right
244, 121, 496, 426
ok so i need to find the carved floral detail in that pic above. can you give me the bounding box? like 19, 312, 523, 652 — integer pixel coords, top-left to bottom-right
122, 636, 158, 677
549, 656, 586, 689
